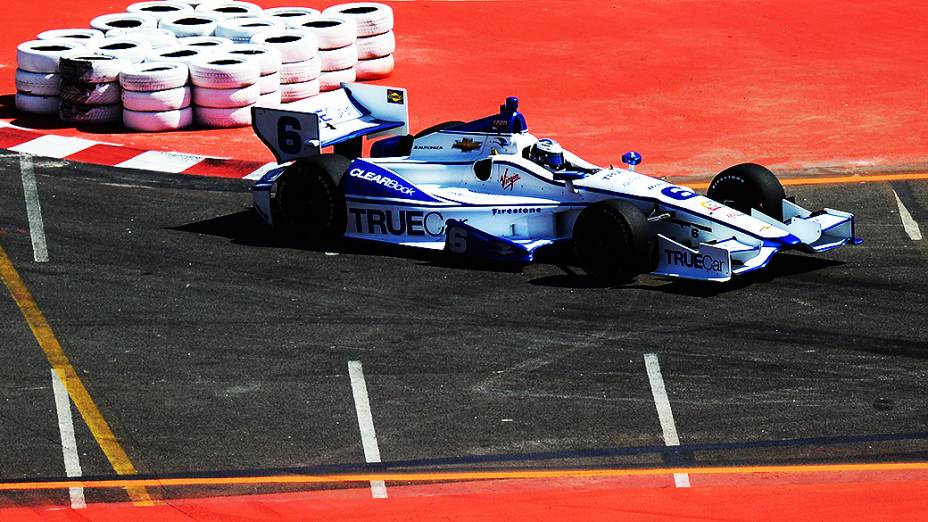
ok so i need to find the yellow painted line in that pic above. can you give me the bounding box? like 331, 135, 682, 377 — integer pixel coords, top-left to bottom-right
0, 461, 926, 492
682, 171, 928, 191
0, 244, 153, 506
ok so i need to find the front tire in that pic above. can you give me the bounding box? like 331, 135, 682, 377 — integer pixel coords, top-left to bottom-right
572, 199, 656, 283
277, 154, 350, 244
707, 163, 785, 221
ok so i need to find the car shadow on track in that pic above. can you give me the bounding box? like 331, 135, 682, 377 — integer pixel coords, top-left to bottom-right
170, 211, 844, 294
169, 210, 528, 275
528, 254, 845, 296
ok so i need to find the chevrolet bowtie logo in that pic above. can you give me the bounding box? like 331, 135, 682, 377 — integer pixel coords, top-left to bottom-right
452, 138, 482, 152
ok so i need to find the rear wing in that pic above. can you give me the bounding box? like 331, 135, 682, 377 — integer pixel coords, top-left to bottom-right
252, 83, 409, 163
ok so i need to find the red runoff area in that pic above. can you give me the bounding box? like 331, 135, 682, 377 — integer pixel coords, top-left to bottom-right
1, 1, 926, 177
1, 471, 927, 521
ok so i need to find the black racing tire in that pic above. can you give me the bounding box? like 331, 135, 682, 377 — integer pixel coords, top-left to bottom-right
414, 120, 464, 138
707, 163, 785, 221
277, 154, 350, 243
572, 199, 656, 283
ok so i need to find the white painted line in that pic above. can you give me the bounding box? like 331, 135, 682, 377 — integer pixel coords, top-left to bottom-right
892, 189, 922, 240
20, 155, 49, 263
115, 150, 204, 173
348, 360, 388, 498
644, 353, 690, 488
51, 369, 86, 509
9, 135, 98, 159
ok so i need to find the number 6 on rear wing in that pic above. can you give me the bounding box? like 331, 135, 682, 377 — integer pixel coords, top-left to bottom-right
251, 83, 410, 163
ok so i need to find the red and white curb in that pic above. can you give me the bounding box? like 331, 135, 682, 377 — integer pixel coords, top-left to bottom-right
0, 123, 276, 180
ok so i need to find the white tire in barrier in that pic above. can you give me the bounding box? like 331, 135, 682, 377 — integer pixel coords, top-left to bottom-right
215, 16, 285, 43
318, 67, 355, 92
37, 29, 104, 44
177, 36, 235, 54
293, 16, 357, 50
158, 13, 221, 37
91, 38, 152, 64
90, 13, 158, 32
258, 71, 280, 94
322, 3, 393, 37
106, 28, 178, 49
318, 43, 358, 72
194, 104, 253, 127
124, 106, 193, 131
250, 30, 318, 63
226, 44, 281, 75
279, 56, 321, 84
15, 69, 61, 96
122, 85, 192, 111
15, 93, 60, 115
188, 54, 260, 88
264, 7, 321, 28
127, 1, 194, 21
195, 1, 262, 19
58, 52, 130, 84
146, 44, 213, 64
16, 39, 84, 74
60, 81, 122, 105
356, 30, 394, 60
120, 62, 189, 91
280, 78, 319, 103
59, 102, 123, 124
355, 53, 394, 80
192, 82, 259, 108
256, 90, 280, 107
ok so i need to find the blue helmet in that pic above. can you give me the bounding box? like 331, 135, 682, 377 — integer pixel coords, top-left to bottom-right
530, 138, 565, 170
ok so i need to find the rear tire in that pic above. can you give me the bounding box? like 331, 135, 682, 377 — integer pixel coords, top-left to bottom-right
707, 163, 785, 221
572, 199, 656, 283
278, 154, 350, 243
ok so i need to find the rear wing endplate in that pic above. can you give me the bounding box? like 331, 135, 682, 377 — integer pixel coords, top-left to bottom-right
252, 83, 409, 163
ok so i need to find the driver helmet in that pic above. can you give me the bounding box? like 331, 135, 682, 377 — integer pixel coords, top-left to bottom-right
530, 138, 565, 170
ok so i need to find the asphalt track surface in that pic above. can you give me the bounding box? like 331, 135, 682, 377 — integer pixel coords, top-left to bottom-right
1, 153, 927, 512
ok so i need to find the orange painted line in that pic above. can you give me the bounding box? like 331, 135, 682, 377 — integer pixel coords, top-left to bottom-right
1, 461, 926, 492
682, 171, 928, 190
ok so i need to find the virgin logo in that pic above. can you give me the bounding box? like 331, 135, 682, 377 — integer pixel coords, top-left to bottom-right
500, 169, 520, 191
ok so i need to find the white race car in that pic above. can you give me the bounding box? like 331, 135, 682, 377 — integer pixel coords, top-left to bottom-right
250, 84, 860, 282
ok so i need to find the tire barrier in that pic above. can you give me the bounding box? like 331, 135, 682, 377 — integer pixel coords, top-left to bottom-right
251, 29, 319, 103
120, 61, 193, 131
90, 13, 158, 32
227, 43, 281, 107
195, 1, 263, 19
126, 1, 194, 21
106, 28, 179, 49
37, 29, 104, 45
189, 53, 260, 127
177, 36, 235, 54
158, 13, 221, 38
215, 16, 285, 43
90, 37, 152, 64
14, 2, 396, 124
58, 51, 128, 125
323, 3, 394, 80
263, 7, 321, 28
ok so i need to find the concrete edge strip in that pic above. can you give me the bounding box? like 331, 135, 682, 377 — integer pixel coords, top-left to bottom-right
0, 125, 274, 179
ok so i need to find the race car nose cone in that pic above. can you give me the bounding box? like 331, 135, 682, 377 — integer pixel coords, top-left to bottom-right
779, 233, 802, 247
